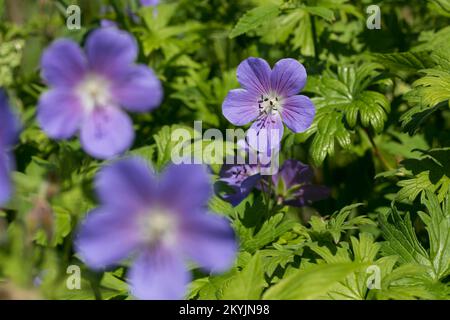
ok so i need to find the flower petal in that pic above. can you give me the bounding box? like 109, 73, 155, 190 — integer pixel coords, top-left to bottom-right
37, 89, 84, 139
159, 164, 212, 214
129, 247, 190, 300
0, 90, 20, 147
180, 212, 237, 272
274, 160, 313, 189
237, 57, 272, 95
41, 39, 87, 87
222, 89, 259, 126
95, 158, 155, 211
80, 107, 134, 159
270, 58, 307, 97
85, 28, 138, 78
221, 174, 261, 207
0, 152, 11, 206
281, 95, 315, 133
112, 65, 163, 112
247, 113, 284, 153
75, 206, 141, 269
140, 0, 159, 5
285, 185, 331, 207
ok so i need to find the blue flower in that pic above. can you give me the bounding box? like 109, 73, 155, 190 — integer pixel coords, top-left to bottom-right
272, 160, 330, 207
38, 28, 163, 159
75, 158, 237, 300
223, 57, 315, 151
0, 89, 20, 206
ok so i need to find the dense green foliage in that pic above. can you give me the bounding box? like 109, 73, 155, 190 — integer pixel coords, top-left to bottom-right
0, 0, 449, 300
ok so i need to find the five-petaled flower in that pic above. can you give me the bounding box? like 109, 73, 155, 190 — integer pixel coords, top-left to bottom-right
0, 89, 20, 206
222, 57, 315, 152
76, 158, 237, 300
38, 28, 163, 159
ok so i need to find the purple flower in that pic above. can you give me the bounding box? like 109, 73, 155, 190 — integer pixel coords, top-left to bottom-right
219, 164, 261, 206
272, 160, 330, 207
100, 19, 117, 28
75, 158, 237, 300
0, 89, 20, 206
140, 0, 159, 6
38, 28, 163, 159
223, 58, 315, 151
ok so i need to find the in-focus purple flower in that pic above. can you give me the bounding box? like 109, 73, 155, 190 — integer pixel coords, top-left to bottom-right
218, 140, 274, 206
222, 57, 315, 151
76, 158, 237, 300
219, 164, 261, 206
0, 89, 20, 206
38, 28, 163, 159
272, 160, 330, 207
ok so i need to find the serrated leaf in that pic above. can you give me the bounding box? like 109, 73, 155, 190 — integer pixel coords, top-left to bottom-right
371, 51, 434, 75
229, 5, 279, 38
380, 207, 431, 267
221, 252, 266, 299
401, 47, 450, 130
263, 262, 364, 300
305, 64, 390, 165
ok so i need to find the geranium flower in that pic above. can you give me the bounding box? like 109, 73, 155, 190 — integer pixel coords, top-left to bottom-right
272, 160, 330, 207
140, 0, 159, 5
218, 139, 275, 206
0, 89, 20, 206
76, 158, 237, 300
222, 58, 315, 151
219, 164, 261, 206
38, 28, 163, 159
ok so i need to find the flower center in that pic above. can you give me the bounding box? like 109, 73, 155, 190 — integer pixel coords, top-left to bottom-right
139, 208, 178, 246
258, 94, 282, 116
77, 73, 112, 113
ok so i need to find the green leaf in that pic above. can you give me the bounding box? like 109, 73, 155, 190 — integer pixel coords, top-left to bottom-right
379, 207, 431, 267
419, 190, 450, 279
371, 51, 434, 76
229, 5, 279, 38
401, 47, 450, 130
304, 6, 335, 22
235, 206, 296, 253
222, 252, 266, 299
381, 148, 450, 203
304, 63, 390, 165
263, 262, 364, 300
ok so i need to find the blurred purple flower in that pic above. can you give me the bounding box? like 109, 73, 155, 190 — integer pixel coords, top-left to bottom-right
0, 89, 20, 206
222, 58, 315, 151
140, 0, 159, 6
272, 160, 330, 207
76, 158, 237, 300
38, 28, 163, 159
100, 19, 117, 28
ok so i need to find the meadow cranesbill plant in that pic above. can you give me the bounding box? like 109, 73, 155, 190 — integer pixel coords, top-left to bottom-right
38, 28, 163, 159
272, 160, 330, 207
0, 89, 20, 206
222, 58, 315, 151
218, 139, 274, 206
76, 158, 237, 300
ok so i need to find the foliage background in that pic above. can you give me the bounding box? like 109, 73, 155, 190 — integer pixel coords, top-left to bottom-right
0, 0, 449, 299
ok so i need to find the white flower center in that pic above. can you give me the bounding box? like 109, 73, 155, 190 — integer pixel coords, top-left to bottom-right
139, 208, 178, 246
258, 93, 282, 116
76, 74, 112, 113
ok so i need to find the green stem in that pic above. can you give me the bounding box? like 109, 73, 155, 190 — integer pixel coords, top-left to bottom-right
366, 130, 394, 171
